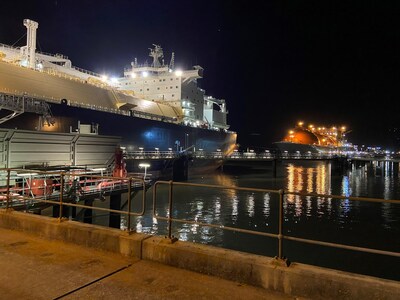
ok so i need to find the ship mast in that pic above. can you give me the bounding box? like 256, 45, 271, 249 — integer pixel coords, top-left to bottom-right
20, 19, 38, 69
149, 44, 163, 68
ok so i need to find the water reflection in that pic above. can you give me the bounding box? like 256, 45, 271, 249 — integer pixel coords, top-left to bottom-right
84, 160, 399, 281
121, 161, 400, 263
285, 162, 333, 218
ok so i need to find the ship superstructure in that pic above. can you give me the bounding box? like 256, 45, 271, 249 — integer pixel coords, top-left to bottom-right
0, 19, 236, 169
119, 44, 228, 130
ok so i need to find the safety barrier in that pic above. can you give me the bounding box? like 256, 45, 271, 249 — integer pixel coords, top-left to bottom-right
152, 181, 400, 261
1, 169, 399, 265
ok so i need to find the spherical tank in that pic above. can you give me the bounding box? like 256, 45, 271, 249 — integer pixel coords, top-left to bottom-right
284, 129, 319, 145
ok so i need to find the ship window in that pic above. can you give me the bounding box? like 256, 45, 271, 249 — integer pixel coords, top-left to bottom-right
159, 79, 162, 82
172, 94, 175, 97
163, 79, 166, 81
170, 86, 172, 89
147, 88, 149, 91
140, 89, 142, 91
157, 87, 160, 90
145, 81, 147, 83
176, 86, 178, 88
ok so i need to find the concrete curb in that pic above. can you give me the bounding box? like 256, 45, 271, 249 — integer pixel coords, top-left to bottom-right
0, 209, 399, 299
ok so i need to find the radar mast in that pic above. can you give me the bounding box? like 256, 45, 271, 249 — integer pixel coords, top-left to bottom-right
149, 44, 163, 68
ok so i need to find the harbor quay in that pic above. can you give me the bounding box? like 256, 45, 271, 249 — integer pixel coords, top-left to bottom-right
0, 168, 399, 299
0, 226, 289, 300
0, 210, 399, 300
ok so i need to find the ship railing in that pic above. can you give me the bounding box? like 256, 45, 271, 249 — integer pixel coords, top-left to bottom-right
34, 49, 69, 60
0, 43, 21, 51
71, 66, 103, 78
125, 150, 178, 159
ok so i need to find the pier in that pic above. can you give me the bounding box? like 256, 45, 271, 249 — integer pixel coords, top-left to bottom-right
0, 168, 152, 229
0, 168, 399, 299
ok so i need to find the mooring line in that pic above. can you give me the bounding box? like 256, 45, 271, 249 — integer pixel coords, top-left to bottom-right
53, 262, 137, 299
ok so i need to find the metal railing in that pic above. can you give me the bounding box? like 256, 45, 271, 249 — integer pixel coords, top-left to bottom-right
1, 169, 147, 230
1, 169, 399, 266
152, 181, 400, 261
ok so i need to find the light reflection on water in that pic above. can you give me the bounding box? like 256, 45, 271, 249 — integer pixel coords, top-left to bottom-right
132, 161, 400, 245
123, 160, 400, 279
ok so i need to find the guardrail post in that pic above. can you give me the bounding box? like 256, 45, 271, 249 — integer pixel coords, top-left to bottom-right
58, 172, 64, 221
278, 189, 284, 259
6, 168, 10, 209
168, 180, 173, 239
127, 177, 132, 232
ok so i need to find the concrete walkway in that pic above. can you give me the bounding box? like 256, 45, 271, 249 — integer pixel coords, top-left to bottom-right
0, 228, 295, 300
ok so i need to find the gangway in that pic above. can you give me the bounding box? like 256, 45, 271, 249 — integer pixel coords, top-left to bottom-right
0, 168, 153, 213
0, 92, 54, 125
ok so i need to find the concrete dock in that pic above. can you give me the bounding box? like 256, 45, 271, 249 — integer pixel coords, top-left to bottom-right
0, 209, 399, 299
0, 228, 292, 299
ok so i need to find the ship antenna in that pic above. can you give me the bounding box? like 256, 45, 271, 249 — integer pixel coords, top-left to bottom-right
149, 44, 163, 68
169, 52, 175, 70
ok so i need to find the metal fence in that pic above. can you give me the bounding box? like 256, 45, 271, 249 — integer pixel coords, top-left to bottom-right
152, 181, 400, 261
1, 169, 399, 265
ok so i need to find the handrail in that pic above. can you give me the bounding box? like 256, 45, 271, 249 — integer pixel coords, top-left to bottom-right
1, 168, 399, 269
152, 180, 400, 260
1, 168, 147, 231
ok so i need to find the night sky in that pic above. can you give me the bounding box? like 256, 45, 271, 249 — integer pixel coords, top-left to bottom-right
1, 1, 400, 149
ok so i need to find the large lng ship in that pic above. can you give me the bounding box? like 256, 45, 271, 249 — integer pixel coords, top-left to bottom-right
0, 19, 236, 169
273, 121, 352, 154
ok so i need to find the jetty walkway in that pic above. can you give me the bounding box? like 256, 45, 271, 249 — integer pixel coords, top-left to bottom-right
0, 227, 290, 300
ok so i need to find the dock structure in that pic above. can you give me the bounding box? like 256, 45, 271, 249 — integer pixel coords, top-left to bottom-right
0, 175, 398, 299
0, 168, 152, 228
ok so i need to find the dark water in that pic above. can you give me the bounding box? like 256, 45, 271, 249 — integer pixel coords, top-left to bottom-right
106, 161, 400, 280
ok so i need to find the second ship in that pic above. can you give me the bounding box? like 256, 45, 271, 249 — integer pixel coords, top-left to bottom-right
273, 121, 352, 155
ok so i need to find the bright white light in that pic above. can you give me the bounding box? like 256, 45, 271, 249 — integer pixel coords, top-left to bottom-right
37, 63, 43, 70
139, 163, 150, 168
131, 72, 137, 78
111, 77, 118, 83
142, 71, 149, 77
21, 60, 28, 67
101, 75, 108, 82
175, 70, 183, 76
